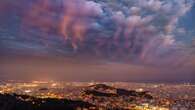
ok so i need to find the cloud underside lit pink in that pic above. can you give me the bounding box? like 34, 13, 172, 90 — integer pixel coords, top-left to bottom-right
0, 0, 194, 67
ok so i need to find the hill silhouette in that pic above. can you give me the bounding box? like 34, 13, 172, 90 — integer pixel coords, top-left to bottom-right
0, 93, 95, 110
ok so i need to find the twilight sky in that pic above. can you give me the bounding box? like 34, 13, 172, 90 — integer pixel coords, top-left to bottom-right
0, 0, 195, 82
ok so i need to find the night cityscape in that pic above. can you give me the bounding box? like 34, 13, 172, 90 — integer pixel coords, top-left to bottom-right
0, 81, 195, 110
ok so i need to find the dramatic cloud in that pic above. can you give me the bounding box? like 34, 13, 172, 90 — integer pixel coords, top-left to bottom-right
0, 0, 195, 67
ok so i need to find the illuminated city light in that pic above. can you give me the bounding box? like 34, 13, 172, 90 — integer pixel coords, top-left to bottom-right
24, 90, 32, 93
136, 88, 144, 92
51, 83, 57, 87
21, 84, 38, 87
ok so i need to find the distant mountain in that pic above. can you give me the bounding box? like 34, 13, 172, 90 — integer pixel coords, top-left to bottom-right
85, 84, 153, 99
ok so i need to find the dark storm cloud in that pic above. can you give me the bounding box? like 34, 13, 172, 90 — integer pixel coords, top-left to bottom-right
0, 0, 195, 67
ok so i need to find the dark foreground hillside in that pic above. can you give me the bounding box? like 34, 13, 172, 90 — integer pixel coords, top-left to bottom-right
0, 93, 95, 110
